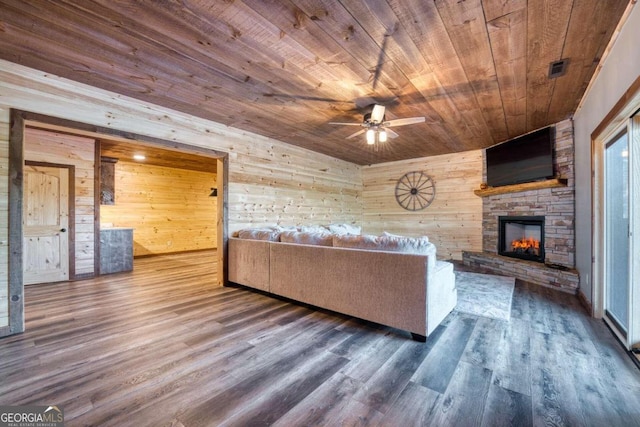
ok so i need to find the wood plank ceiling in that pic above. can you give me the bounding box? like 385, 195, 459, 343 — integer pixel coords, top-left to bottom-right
0, 0, 630, 165
100, 140, 218, 174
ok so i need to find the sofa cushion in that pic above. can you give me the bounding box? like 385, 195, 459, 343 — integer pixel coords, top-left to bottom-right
379, 234, 434, 255
328, 223, 362, 235
279, 230, 333, 246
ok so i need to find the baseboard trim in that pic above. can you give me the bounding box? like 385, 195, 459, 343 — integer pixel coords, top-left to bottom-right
577, 288, 593, 316
134, 248, 217, 259
72, 273, 95, 281
0, 325, 12, 337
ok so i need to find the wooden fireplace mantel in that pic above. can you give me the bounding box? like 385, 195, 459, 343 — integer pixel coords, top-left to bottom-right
473, 177, 568, 197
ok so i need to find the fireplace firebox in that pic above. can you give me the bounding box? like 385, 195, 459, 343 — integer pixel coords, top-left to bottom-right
498, 216, 545, 262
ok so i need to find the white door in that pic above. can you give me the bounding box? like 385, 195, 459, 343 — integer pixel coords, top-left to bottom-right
23, 165, 70, 285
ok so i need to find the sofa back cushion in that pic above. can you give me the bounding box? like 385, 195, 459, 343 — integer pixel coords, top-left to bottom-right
333, 234, 431, 252
333, 234, 436, 270
381, 235, 434, 256
332, 234, 380, 250
279, 230, 333, 246
237, 227, 282, 241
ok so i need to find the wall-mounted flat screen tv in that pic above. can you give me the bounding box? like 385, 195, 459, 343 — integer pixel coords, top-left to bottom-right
485, 126, 554, 187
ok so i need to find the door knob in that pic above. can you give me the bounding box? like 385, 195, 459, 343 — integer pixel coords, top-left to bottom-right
60, 228, 67, 232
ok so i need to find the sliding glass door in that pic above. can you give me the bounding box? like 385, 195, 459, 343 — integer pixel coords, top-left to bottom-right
604, 130, 630, 337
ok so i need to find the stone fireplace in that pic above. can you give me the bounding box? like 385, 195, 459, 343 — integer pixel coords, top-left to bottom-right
463, 119, 579, 293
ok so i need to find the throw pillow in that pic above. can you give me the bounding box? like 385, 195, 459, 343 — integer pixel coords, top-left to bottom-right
382, 231, 429, 242
298, 225, 330, 233
328, 223, 362, 235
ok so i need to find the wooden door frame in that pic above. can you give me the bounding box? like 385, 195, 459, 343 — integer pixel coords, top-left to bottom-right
590, 75, 640, 350
8, 109, 228, 335
24, 161, 76, 281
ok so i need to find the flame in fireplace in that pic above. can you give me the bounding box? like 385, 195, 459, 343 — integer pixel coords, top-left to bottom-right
511, 237, 540, 253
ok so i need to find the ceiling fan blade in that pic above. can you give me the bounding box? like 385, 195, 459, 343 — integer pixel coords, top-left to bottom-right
384, 117, 425, 127
329, 122, 363, 126
371, 104, 386, 123
346, 129, 366, 139
385, 128, 400, 139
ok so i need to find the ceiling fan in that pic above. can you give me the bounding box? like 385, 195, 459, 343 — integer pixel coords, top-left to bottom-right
329, 104, 425, 145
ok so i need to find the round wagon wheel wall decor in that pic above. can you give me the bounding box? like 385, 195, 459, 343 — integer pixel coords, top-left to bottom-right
395, 171, 435, 211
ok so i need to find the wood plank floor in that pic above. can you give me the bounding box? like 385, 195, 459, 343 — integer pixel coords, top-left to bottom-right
1, 251, 639, 426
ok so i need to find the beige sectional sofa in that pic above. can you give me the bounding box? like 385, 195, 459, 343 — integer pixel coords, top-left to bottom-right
227, 227, 457, 341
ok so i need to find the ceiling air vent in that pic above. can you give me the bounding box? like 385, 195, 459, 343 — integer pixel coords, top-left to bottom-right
548, 59, 569, 78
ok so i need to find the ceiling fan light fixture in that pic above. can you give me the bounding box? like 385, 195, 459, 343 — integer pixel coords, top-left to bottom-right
330, 103, 425, 147
366, 129, 376, 145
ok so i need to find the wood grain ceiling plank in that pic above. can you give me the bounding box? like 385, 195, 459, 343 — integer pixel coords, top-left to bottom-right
0, 3, 158, 88
525, 0, 574, 130
337, 0, 428, 80
408, 74, 480, 152
16, 0, 352, 136
435, 0, 509, 144
290, 0, 415, 100
8, 29, 354, 160
88, 0, 424, 162
1, 2, 374, 161
546, 0, 629, 124
88, 0, 354, 117
487, 5, 528, 138
100, 142, 218, 174
389, 0, 494, 151
0, 0, 626, 165
217, 2, 349, 94
233, 0, 373, 89
482, 0, 527, 22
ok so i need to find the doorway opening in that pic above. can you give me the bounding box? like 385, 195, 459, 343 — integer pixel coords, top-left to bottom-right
7, 109, 228, 335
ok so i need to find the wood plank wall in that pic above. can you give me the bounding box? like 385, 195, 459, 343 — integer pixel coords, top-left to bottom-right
0, 60, 361, 229
24, 128, 96, 277
100, 160, 218, 256
0, 60, 362, 332
362, 150, 483, 260
229, 153, 361, 230
0, 109, 9, 328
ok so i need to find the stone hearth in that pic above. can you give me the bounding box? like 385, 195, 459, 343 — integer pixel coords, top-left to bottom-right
462, 252, 579, 293
463, 119, 579, 294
